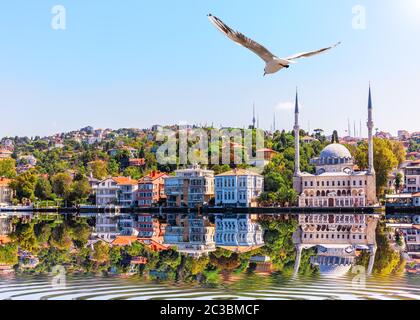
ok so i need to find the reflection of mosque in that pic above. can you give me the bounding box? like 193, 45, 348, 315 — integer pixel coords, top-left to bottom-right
293, 213, 379, 277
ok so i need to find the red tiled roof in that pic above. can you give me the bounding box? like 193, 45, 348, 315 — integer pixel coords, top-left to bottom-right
138, 171, 168, 183
0, 236, 11, 244
0, 177, 12, 187
111, 236, 138, 246
112, 177, 138, 186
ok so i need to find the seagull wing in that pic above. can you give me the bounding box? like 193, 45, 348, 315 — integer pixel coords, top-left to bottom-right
208, 14, 276, 63
285, 42, 341, 60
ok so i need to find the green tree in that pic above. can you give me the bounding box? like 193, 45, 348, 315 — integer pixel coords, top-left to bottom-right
67, 178, 91, 204
0, 158, 16, 178
89, 160, 108, 180
34, 177, 53, 200
10, 170, 38, 202
51, 172, 73, 199
354, 138, 400, 196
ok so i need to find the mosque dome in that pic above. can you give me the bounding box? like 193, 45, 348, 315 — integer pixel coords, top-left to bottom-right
320, 143, 352, 160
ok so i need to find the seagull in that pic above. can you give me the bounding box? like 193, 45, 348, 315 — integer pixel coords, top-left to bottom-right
208, 14, 341, 76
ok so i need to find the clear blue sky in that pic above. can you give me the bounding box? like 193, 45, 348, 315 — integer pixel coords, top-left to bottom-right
1, 0, 420, 137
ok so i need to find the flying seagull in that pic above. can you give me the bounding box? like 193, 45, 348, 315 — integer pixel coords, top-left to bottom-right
208, 14, 341, 76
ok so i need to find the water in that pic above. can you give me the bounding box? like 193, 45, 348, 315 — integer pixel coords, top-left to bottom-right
1, 273, 420, 300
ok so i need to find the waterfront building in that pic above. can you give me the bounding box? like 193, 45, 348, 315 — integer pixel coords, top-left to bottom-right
215, 169, 264, 207
0, 177, 13, 206
293, 213, 379, 277
293, 87, 377, 207
215, 214, 264, 250
402, 160, 420, 193
96, 177, 138, 207
164, 165, 214, 207
137, 171, 168, 207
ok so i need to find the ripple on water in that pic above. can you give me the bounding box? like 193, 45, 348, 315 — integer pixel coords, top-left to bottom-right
0, 273, 419, 300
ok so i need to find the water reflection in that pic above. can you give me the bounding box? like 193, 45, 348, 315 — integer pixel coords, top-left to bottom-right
0, 211, 420, 300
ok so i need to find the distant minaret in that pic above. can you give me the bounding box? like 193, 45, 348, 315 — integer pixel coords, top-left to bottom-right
354, 121, 356, 138
367, 84, 375, 175
348, 118, 351, 137
294, 89, 301, 176
252, 103, 256, 129
257, 114, 259, 129
273, 112, 276, 132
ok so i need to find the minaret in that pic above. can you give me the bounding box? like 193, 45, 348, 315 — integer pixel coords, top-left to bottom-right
252, 103, 256, 129
367, 84, 375, 175
273, 112, 276, 132
294, 89, 301, 176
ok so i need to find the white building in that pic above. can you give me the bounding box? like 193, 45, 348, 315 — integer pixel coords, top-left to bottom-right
293, 87, 377, 207
403, 163, 420, 193
215, 169, 264, 207
96, 177, 138, 207
164, 165, 214, 207
215, 214, 264, 249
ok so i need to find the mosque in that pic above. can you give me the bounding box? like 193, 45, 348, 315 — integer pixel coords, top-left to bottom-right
293, 86, 378, 208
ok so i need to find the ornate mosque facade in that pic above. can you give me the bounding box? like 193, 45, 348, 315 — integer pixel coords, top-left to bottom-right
293, 86, 377, 208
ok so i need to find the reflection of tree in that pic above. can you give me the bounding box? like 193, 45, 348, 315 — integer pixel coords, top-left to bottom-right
357, 223, 406, 275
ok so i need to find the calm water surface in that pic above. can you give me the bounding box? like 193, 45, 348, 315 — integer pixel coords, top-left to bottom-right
1, 273, 419, 300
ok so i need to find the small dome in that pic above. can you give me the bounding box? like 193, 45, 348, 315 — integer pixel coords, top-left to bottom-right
320, 143, 352, 159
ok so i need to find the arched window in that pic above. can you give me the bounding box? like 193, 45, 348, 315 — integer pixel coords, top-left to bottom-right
337, 190, 341, 196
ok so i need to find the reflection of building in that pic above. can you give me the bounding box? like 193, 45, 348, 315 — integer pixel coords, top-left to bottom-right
215, 169, 264, 207
215, 214, 264, 250
0, 178, 13, 206
0, 216, 12, 236
164, 215, 216, 257
94, 213, 119, 241
136, 214, 166, 242
137, 171, 168, 207
401, 226, 420, 261
164, 165, 214, 207
293, 214, 379, 277
293, 87, 377, 207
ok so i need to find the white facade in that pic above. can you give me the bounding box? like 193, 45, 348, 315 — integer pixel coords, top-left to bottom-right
215, 214, 264, 247
96, 177, 138, 207
96, 178, 119, 206
404, 166, 420, 193
215, 169, 264, 207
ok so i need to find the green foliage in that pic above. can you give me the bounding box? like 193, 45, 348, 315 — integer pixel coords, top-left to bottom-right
10, 170, 38, 202
0, 243, 18, 265
34, 177, 53, 201
354, 138, 405, 196
0, 158, 16, 178
51, 172, 73, 199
